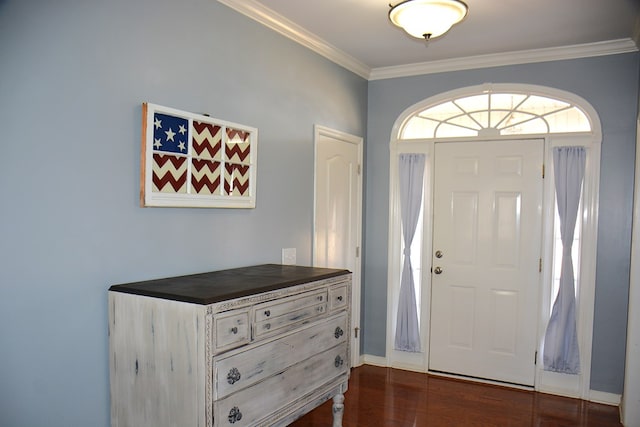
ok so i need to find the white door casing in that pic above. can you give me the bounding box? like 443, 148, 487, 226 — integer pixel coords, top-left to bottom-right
386, 84, 601, 399
429, 139, 543, 386
621, 117, 640, 425
313, 125, 363, 367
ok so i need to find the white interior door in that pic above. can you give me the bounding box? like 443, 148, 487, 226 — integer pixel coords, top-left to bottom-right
313, 125, 363, 367
429, 139, 543, 386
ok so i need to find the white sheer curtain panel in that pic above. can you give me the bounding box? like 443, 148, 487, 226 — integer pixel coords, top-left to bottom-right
543, 146, 586, 374
394, 153, 426, 352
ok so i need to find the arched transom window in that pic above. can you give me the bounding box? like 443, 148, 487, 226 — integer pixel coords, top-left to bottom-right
400, 90, 592, 139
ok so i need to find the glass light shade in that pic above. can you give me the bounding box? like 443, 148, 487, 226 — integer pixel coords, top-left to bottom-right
389, 0, 468, 40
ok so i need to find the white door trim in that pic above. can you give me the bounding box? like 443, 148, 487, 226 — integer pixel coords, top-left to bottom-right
621, 116, 640, 424
313, 124, 364, 368
385, 84, 602, 399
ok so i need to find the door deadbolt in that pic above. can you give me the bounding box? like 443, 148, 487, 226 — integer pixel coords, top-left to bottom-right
435, 250, 443, 258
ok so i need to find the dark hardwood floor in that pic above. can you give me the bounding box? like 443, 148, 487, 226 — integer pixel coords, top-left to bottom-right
290, 365, 622, 427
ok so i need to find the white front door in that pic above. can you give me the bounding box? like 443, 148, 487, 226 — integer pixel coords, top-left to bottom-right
429, 139, 543, 386
313, 125, 363, 367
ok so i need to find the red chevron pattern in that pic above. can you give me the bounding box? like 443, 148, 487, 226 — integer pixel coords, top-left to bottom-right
224, 163, 250, 196
192, 121, 222, 159
226, 128, 250, 142
191, 159, 221, 195
225, 143, 251, 163
152, 153, 187, 193
143, 104, 257, 207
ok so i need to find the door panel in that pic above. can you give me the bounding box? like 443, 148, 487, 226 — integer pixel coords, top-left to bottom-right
429, 139, 543, 386
314, 126, 363, 367
315, 152, 353, 268
451, 191, 478, 265
493, 192, 521, 267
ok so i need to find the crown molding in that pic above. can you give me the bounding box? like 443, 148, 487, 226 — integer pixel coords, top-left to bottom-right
218, 0, 638, 82
369, 39, 639, 80
217, 0, 371, 79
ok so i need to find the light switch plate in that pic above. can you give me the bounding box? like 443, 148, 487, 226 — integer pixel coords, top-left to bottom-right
282, 248, 296, 265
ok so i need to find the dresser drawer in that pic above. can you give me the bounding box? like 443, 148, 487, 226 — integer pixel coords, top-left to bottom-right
329, 284, 348, 311
254, 290, 327, 321
253, 290, 328, 338
214, 309, 250, 352
254, 303, 327, 338
214, 312, 348, 399
214, 343, 348, 427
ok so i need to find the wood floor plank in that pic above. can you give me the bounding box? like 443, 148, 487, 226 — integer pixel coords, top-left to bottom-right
290, 365, 622, 426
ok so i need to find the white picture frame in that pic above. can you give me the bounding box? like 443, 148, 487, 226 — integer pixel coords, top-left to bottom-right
140, 103, 257, 208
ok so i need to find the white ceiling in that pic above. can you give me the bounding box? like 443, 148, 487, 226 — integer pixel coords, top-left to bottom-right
219, 0, 640, 79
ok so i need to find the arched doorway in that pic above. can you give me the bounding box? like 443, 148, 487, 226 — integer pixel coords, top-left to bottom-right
386, 83, 601, 397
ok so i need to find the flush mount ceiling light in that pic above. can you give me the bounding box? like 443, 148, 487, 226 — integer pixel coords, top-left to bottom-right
389, 0, 468, 42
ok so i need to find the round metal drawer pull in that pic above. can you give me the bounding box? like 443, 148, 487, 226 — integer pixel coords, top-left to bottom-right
227, 367, 241, 385
230, 327, 238, 334
317, 295, 323, 301
228, 406, 242, 424
334, 326, 344, 339
265, 323, 271, 330
337, 295, 343, 302
334, 355, 344, 368
264, 310, 271, 317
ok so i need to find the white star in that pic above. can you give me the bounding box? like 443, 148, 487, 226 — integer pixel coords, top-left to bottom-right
154, 138, 162, 149
178, 124, 187, 135
177, 141, 186, 152
165, 128, 176, 142
154, 118, 162, 129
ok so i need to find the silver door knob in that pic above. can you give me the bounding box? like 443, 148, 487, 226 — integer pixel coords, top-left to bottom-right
435, 250, 444, 258
434, 266, 443, 274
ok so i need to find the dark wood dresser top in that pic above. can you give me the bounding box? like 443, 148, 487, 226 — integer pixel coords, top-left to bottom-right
109, 264, 350, 305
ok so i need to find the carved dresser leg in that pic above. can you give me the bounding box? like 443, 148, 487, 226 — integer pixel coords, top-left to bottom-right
332, 393, 345, 427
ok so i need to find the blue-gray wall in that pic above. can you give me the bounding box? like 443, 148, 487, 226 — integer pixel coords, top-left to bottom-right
1, 0, 638, 425
0, 1, 367, 426
364, 53, 640, 394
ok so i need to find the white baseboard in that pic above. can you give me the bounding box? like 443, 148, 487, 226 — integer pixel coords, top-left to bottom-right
359, 353, 621, 408
589, 390, 621, 406
361, 354, 387, 367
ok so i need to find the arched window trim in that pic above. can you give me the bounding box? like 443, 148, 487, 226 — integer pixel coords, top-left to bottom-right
391, 83, 602, 143
386, 83, 601, 400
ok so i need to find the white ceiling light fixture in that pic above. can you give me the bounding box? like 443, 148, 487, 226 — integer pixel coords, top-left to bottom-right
389, 0, 468, 42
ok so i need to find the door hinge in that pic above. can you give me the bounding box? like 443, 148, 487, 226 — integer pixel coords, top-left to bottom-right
354, 327, 360, 338
535, 351, 538, 365
357, 164, 362, 175
539, 258, 542, 272
356, 246, 360, 257
542, 164, 545, 178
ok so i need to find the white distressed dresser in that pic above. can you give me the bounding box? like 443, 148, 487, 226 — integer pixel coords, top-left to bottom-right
109, 264, 351, 427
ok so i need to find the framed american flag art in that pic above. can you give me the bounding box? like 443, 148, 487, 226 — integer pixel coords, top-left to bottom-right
140, 103, 257, 208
